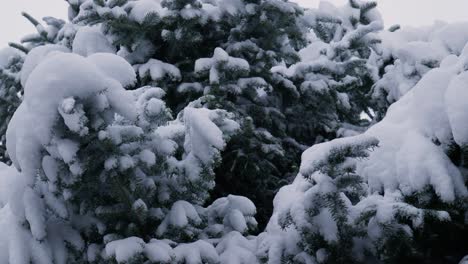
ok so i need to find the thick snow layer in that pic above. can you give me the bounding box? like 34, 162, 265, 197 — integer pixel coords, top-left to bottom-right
105, 237, 145, 263
144, 240, 175, 263
20, 45, 70, 87
87, 53, 136, 87
183, 107, 227, 163
135, 59, 181, 82
217, 231, 259, 264
362, 61, 468, 201
174, 240, 219, 264
430, 22, 468, 55
300, 134, 378, 177
156, 200, 201, 236
7, 52, 137, 174
207, 195, 257, 233
0, 163, 22, 207
72, 26, 116, 57
445, 70, 468, 146
373, 21, 468, 104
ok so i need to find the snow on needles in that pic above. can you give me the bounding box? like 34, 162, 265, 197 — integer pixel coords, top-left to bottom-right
362, 51, 468, 201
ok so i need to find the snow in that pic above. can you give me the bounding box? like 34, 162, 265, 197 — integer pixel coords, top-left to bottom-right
372, 21, 468, 104
0, 163, 23, 208
177, 82, 204, 94
362, 62, 468, 201
58, 98, 89, 136
56, 139, 79, 164
128, 0, 168, 24
207, 195, 257, 234
445, 70, 468, 146
218, 0, 245, 15
460, 256, 468, 264
136, 59, 181, 82
174, 240, 219, 264
20, 44, 70, 87
430, 22, 468, 55
183, 107, 227, 163
195, 47, 249, 85
144, 240, 175, 263
118, 155, 135, 171
300, 134, 378, 177
23, 187, 46, 240
156, 200, 201, 236
72, 26, 116, 57
105, 237, 145, 263
86, 53, 137, 88
139, 149, 156, 166
227, 209, 248, 233
8, 52, 137, 173
217, 232, 258, 264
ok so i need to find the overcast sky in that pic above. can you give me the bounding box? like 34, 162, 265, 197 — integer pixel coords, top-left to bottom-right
1, 0, 468, 47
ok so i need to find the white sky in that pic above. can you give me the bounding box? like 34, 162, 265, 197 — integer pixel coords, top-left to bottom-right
1, 0, 468, 47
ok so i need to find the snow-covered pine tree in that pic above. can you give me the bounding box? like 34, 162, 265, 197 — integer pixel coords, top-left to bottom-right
272, 0, 383, 145
261, 44, 468, 264
62, 0, 308, 227
203, 0, 308, 227
0, 47, 258, 263
267, 135, 381, 264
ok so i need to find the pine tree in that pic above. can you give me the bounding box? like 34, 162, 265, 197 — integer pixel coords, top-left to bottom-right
273, 0, 383, 145
0, 49, 258, 263
261, 135, 467, 264
62, 0, 309, 227
261, 47, 468, 264
1, 0, 388, 230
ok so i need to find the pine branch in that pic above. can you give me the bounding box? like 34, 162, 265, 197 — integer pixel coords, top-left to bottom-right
388, 24, 401, 32
22, 12, 50, 41
8, 42, 29, 54
360, 2, 377, 15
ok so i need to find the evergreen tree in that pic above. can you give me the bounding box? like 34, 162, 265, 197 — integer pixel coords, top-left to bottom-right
261, 136, 467, 264
261, 48, 468, 264
2, 0, 387, 228
0, 49, 258, 263
63, 0, 309, 227
273, 0, 383, 145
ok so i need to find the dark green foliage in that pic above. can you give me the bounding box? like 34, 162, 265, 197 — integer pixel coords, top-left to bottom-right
0, 50, 23, 163
278, 0, 382, 147
284, 136, 379, 264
